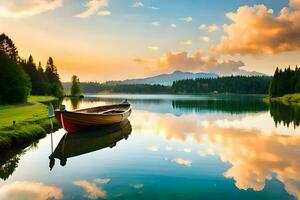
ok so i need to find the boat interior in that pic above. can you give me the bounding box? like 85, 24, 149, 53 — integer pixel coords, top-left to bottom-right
74, 104, 130, 114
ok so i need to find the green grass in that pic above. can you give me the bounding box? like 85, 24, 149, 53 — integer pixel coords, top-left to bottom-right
281, 93, 300, 102
0, 96, 59, 151
266, 93, 300, 104
28, 95, 56, 103
0, 96, 56, 128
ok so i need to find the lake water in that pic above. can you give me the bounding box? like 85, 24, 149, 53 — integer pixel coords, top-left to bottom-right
1, 94, 300, 200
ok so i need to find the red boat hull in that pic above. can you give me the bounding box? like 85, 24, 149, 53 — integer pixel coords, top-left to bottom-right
55, 111, 88, 132
55, 103, 132, 133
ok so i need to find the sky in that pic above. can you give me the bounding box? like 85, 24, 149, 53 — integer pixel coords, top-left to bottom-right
0, 0, 300, 82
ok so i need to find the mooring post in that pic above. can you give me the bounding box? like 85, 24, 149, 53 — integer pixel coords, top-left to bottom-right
48, 103, 55, 153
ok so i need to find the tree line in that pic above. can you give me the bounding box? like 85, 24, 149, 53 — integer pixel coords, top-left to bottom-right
269, 101, 300, 128
63, 76, 272, 94
269, 66, 300, 97
63, 82, 172, 94
172, 76, 271, 94
0, 33, 64, 104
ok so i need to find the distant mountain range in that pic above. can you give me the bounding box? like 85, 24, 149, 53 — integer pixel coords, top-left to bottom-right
105, 71, 219, 86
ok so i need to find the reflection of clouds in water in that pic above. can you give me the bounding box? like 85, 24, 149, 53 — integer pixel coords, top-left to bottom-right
73, 178, 110, 199
0, 181, 62, 200
132, 111, 300, 199
165, 146, 173, 151
172, 158, 192, 167
209, 126, 300, 199
183, 148, 192, 153
149, 146, 159, 152
130, 183, 144, 189
94, 178, 110, 185
132, 111, 300, 137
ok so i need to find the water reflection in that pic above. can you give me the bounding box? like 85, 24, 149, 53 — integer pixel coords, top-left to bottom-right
1, 95, 300, 200
172, 99, 268, 114
270, 101, 300, 128
73, 178, 110, 199
131, 111, 300, 199
0, 141, 39, 180
49, 120, 132, 170
65, 95, 270, 117
70, 97, 82, 110
0, 181, 62, 200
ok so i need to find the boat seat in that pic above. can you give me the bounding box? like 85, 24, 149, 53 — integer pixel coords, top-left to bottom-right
75, 108, 124, 114
101, 109, 124, 114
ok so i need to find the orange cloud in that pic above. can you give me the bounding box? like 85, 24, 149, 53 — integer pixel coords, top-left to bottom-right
155, 50, 261, 75
75, 0, 108, 18
73, 179, 108, 199
172, 158, 192, 167
212, 3, 300, 55
0, 0, 62, 18
0, 181, 62, 200
290, 0, 300, 9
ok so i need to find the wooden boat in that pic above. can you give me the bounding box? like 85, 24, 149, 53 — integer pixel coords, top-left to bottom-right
55, 101, 131, 133
49, 120, 132, 169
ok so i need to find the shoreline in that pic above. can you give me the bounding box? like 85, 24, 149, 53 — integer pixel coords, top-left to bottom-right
0, 96, 61, 152
264, 94, 300, 104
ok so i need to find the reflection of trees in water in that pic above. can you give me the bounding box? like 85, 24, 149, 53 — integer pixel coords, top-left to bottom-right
83, 97, 164, 105
172, 99, 268, 114
70, 98, 82, 110
0, 148, 25, 180
0, 141, 40, 180
270, 101, 300, 128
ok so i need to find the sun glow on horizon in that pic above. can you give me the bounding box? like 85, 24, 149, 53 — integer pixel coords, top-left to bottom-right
1, 0, 300, 81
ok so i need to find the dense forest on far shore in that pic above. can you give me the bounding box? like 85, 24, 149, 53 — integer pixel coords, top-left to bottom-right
63, 76, 272, 94
172, 76, 271, 94
63, 82, 172, 94
0, 33, 64, 104
269, 67, 300, 97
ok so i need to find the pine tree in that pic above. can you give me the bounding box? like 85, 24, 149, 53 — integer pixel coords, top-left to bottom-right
45, 57, 64, 97
0, 33, 18, 61
0, 47, 31, 103
269, 67, 279, 97
71, 75, 82, 96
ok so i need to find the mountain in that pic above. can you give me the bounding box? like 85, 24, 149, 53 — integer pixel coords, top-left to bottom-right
105, 71, 219, 86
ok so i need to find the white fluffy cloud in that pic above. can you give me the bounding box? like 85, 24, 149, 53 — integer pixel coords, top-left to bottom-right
181, 39, 192, 45
212, 2, 300, 55
151, 21, 160, 26
150, 6, 159, 10
131, 2, 144, 8
200, 36, 210, 42
180, 16, 193, 22
0, 0, 62, 18
148, 46, 160, 51
208, 24, 219, 32
198, 23, 219, 32
98, 10, 110, 16
75, 0, 108, 18
172, 158, 192, 167
198, 24, 206, 30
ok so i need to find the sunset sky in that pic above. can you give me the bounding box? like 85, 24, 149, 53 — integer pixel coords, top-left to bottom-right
1, 0, 300, 82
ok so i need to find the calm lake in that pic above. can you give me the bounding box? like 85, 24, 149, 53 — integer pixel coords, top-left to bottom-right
1, 94, 300, 200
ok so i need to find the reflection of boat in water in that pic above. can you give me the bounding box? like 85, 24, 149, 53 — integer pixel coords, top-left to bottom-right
49, 120, 132, 170
55, 101, 131, 132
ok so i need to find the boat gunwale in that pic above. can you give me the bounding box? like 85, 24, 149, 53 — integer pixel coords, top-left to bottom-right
58, 104, 132, 117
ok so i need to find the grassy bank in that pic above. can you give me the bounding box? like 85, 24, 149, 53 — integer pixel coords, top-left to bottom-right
0, 96, 60, 151
267, 93, 300, 104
